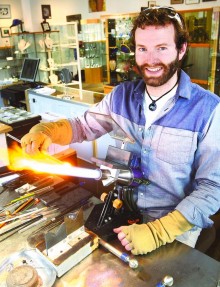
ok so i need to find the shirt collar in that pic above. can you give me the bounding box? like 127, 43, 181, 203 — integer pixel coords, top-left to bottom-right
176, 70, 192, 100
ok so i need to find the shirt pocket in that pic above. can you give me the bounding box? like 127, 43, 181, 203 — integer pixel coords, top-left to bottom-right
156, 127, 193, 164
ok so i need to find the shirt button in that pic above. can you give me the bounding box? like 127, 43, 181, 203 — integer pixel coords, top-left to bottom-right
143, 149, 147, 154
138, 127, 142, 131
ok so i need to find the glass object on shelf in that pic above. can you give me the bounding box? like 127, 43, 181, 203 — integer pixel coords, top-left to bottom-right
105, 15, 140, 85
34, 31, 60, 83
17, 38, 31, 53
50, 22, 82, 95
80, 19, 105, 42
80, 19, 106, 83
10, 33, 36, 58
84, 41, 105, 68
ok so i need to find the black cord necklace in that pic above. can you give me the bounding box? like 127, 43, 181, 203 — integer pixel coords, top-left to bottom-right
146, 80, 179, 111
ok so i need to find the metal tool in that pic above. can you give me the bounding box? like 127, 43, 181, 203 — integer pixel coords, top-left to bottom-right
0, 173, 20, 186
85, 145, 148, 240
0, 206, 47, 224
31, 209, 99, 277
99, 237, 138, 269
0, 215, 43, 238
7, 133, 21, 144
156, 275, 174, 287
15, 176, 54, 194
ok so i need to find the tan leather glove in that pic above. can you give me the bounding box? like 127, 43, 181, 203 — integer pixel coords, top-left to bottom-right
21, 119, 73, 154
121, 210, 194, 255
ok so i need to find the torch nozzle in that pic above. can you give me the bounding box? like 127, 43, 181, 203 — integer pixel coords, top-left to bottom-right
99, 169, 111, 180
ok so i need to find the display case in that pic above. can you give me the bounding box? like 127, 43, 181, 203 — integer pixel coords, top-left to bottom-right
10, 32, 37, 58
0, 23, 82, 91
80, 19, 106, 84
103, 13, 140, 86
0, 32, 38, 82
175, 7, 219, 95
180, 8, 213, 90
34, 30, 60, 83
0, 45, 16, 82
11, 32, 38, 79
47, 22, 82, 91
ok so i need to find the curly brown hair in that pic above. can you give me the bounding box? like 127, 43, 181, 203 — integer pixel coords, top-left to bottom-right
130, 7, 189, 52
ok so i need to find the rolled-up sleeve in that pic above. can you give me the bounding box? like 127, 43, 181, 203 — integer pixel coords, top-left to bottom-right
68, 91, 114, 142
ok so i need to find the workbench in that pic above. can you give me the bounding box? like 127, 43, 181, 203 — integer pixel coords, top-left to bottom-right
0, 182, 219, 287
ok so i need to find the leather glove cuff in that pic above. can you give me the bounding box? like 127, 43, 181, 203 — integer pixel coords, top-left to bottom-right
122, 210, 194, 255
30, 119, 73, 145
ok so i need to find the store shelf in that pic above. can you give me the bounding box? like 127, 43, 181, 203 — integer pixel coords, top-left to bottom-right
49, 22, 82, 96
102, 14, 139, 85
80, 18, 106, 83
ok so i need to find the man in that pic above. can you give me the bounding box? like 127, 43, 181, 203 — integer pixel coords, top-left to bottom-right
21, 7, 220, 255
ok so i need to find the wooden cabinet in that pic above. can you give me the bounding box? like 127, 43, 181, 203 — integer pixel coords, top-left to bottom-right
85, 67, 103, 83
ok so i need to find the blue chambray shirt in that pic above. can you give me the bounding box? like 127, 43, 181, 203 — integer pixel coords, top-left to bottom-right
69, 70, 220, 229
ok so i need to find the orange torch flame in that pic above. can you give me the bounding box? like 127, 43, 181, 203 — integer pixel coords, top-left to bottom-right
8, 144, 101, 180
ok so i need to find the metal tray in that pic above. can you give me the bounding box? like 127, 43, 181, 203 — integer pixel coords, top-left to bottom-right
0, 248, 56, 287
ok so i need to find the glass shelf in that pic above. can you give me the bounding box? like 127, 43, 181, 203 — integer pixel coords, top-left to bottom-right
80, 19, 106, 83
104, 14, 140, 85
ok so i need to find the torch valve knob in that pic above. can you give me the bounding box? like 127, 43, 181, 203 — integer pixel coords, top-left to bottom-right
113, 199, 123, 209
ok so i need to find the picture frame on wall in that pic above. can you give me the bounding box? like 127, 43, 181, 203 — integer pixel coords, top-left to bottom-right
148, 1, 157, 7
41, 5, 51, 20
171, 0, 184, 4
185, 0, 200, 4
41, 21, 51, 32
0, 27, 10, 38
0, 5, 11, 19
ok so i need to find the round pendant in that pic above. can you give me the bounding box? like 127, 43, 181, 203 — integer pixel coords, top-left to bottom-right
149, 101, 157, 111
